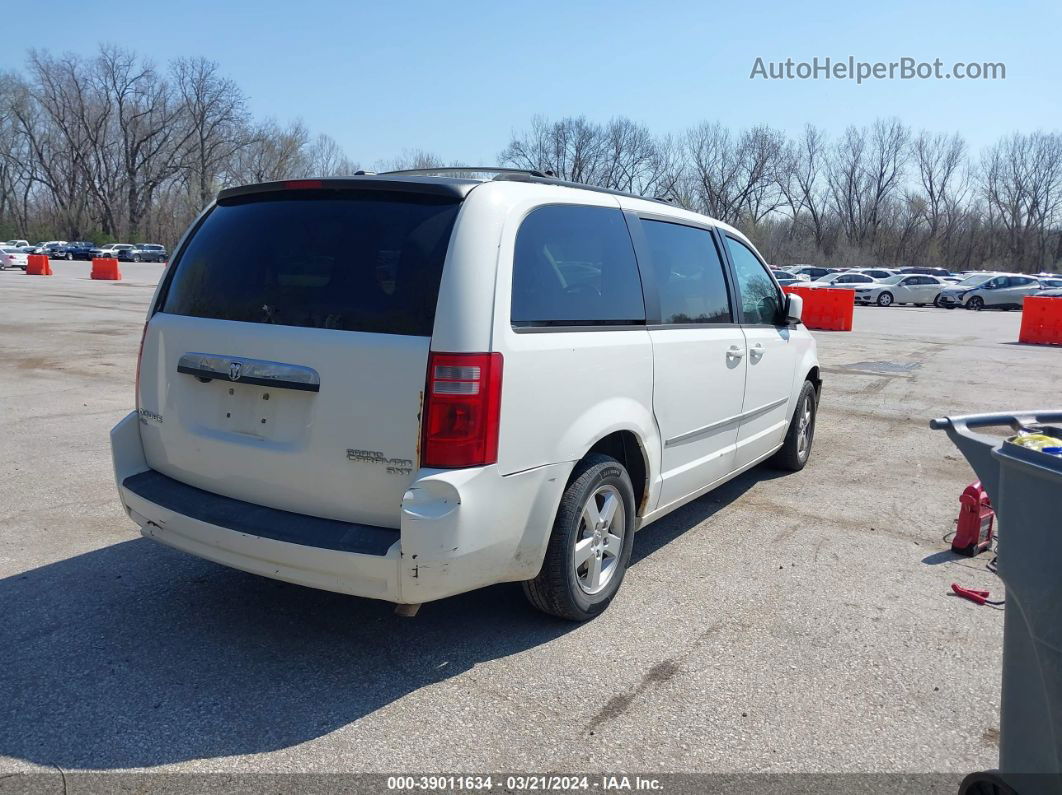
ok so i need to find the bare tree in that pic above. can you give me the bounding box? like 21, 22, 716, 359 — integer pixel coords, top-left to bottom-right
776, 125, 832, 251
829, 119, 909, 249
172, 56, 249, 207
306, 133, 359, 176
229, 119, 310, 183
682, 122, 784, 224
981, 131, 1062, 269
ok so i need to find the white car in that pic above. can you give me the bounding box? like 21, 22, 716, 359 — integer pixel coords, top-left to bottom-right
787, 265, 834, 281
1035, 278, 1062, 293
937, 273, 1042, 310
0, 247, 29, 270
844, 268, 897, 280
111, 171, 820, 621
854, 274, 947, 307
805, 272, 878, 288
5, 239, 29, 249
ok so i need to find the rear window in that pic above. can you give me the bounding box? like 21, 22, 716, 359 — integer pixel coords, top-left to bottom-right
511, 204, 645, 326
161, 191, 459, 336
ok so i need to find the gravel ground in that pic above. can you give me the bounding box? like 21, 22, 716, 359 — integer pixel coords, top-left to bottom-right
1, 261, 1053, 781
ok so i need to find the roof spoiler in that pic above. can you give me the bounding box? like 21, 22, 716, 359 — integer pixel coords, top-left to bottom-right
216, 176, 474, 203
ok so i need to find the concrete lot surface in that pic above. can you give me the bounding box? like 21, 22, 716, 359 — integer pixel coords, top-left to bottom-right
1, 261, 1054, 776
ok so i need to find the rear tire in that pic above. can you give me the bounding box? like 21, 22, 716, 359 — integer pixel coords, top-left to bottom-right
877, 292, 893, 307
523, 454, 636, 621
771, 380, 818, 472
933, 294, 944, 307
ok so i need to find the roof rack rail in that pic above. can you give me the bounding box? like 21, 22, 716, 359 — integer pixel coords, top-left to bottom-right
378, 166, 673, 206
380, 167, 549, 178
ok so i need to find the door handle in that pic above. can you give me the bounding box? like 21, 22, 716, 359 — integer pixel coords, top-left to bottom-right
726, 345, 745, 360
749, 343, 765, 361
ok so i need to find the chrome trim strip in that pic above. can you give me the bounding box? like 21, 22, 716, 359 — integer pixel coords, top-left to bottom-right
177, 353, 320, 393
664, 396, 789, 448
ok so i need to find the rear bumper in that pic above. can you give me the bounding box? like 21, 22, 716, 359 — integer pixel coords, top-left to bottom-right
111, 412, 571, 604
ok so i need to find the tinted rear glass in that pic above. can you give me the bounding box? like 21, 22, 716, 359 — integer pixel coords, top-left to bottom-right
511, 204, 645, 326
161, 191, 459, 336
641, 220, 731, 324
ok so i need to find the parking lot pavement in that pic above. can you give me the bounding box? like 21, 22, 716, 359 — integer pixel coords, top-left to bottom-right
0, 263, 1051, 776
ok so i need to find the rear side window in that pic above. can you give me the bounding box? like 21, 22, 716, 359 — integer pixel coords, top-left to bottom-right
162, 191, 460, 336
511, 205, 645, 326
641, 220, 731, 324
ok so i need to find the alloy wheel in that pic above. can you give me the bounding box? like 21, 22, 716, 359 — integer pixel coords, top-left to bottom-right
573, 485, 626, 595
796, 393, 814, 459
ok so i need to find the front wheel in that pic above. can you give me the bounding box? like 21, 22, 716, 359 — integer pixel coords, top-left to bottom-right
132, 254, 141, 262
523, 454, 636, 621
771, 380, 818, 472
967, 295, 984, 310
876, 291, 893, 307
66, 252, 73, 260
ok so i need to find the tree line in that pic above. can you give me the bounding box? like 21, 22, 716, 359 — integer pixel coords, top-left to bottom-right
1, 45, 1059, 272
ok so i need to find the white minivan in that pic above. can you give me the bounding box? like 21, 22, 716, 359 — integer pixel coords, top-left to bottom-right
111, 170, 821, 620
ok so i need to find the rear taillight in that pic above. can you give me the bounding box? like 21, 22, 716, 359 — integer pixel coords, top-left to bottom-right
134, 322, 148, 411
422, 352, 503, 469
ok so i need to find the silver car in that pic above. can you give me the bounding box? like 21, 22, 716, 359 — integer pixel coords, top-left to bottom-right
854, 274, 946, 307
937, 273, 1041, 310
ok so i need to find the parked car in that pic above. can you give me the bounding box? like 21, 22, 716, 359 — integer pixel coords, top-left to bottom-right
845, 268, 897, 280
133, 243, 168, 262
1035, 278, 1062, 293
774, 268, 810, 281
854, 274, 946, 307
787, 265, 836, 281
27, 240, 67, 255
1037, 288, 1062, 297
805, 272, 878, 288
5, 239, 29, 249
0, 247, 29, 270
111, 172, 821, 621
899, 266, 951, 277
57, 241, 97, 260
91, 243, 136, 260
937, 273, 1042, 310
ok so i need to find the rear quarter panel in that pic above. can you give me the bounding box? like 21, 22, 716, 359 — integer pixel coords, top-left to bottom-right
481, 186, 661, 503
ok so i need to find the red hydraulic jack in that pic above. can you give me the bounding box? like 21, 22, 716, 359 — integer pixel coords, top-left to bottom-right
953, 480, 995, 556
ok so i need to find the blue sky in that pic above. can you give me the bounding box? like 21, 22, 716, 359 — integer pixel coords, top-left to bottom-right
3, 0, 1059, 165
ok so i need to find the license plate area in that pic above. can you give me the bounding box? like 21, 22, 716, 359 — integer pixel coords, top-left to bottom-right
218, 382, 279, 438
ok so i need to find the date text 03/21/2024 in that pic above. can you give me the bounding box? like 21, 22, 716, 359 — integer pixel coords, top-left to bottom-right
385, 775, 663, 791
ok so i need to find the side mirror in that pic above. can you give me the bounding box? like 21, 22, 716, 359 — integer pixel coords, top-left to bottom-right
785, 293, 803, 324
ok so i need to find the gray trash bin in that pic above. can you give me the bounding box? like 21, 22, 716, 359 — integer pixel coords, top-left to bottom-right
932, 410, 1062, 795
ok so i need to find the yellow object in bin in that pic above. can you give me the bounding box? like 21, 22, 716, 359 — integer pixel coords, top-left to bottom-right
1009, 433, 1062, 451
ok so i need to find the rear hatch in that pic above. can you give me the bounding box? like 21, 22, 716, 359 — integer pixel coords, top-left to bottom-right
138, 182, 463, 528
